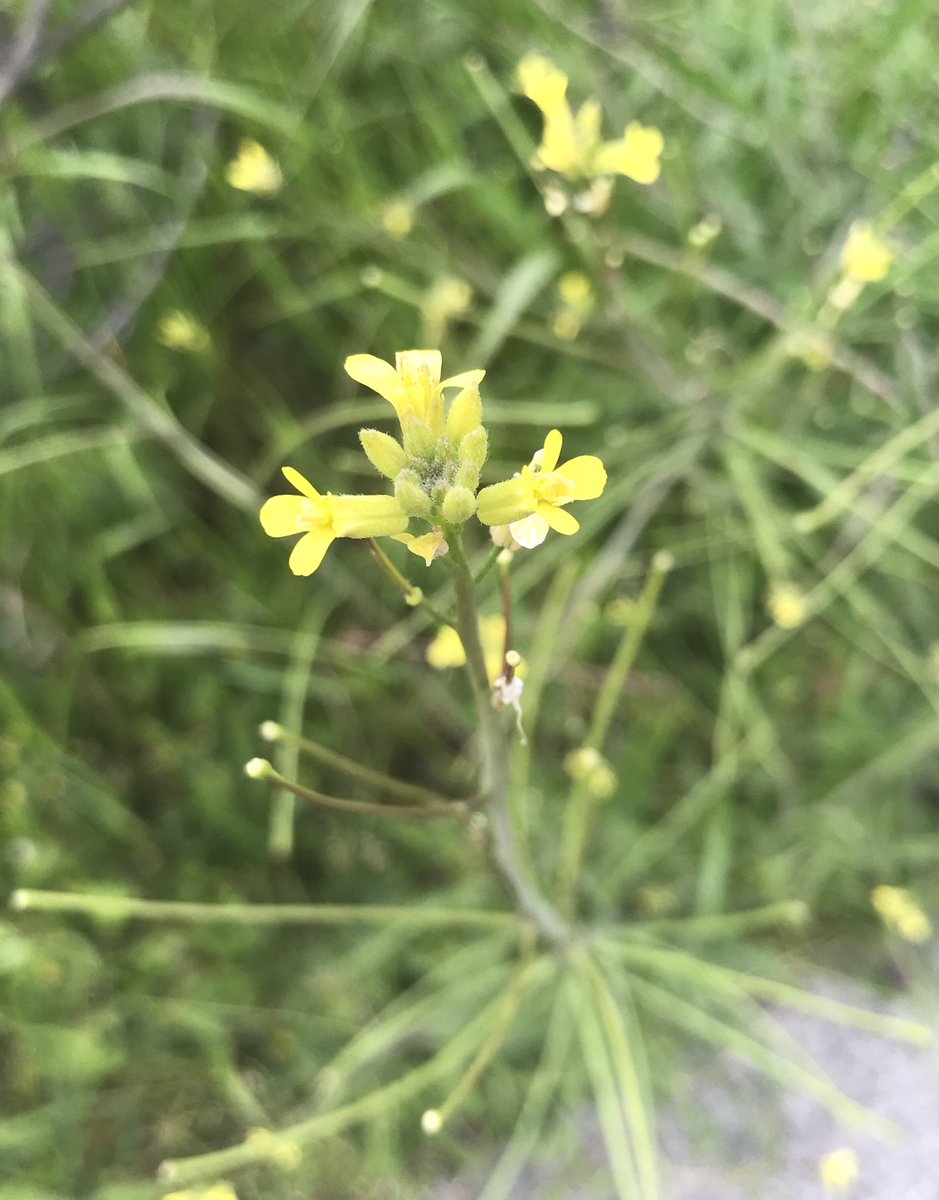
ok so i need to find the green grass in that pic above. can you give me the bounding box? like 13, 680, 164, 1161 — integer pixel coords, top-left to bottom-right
3, 0, 939, 1196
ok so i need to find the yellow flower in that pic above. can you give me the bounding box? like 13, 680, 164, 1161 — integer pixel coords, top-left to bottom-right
871, 885, 932, 943
840, 221, 892, 283
819, 1147, 859, 1193
427, 615, 521, 684
516, 54, 663, 185
344, 350, 485, 434
259, 467, 408, 576
380, 199, 415, 239
156, 310, 211, 354
225, 139, 282, 195
393, 527, 449, 566
767, 583, 808, 629
553, 272, 595, 340
477, 429, 606, 549
163, 1186, 238, 1200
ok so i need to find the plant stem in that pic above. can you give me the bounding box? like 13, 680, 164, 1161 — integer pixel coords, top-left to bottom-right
557, 551, 673, 912
365, 538, 452, 626
258, 764, 469, 821
263, 723, 467, 808
10, 889, 519, 930
446, 529, 571, 945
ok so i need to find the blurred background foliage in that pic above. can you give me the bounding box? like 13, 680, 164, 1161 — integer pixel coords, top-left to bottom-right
2, 0, 939, 1196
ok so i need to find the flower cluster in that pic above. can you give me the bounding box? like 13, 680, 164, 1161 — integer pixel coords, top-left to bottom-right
260, 349, 607, 575
871, 884, 932, 943
517, 54, 663, 215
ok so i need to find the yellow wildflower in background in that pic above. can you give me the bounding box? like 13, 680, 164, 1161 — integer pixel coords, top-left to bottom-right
427, 615, 518, 683
840, 221, 892, 283
380, 199, 415, 239
819, 1147, 859, 1194
344, 350, 485, 434
552, 271, 595, 340
156, 310, 211, 354
422, 276, 474, 342
564, 746, 617, 798
517, 54, 663, 186
259, 467, 407, 576
767, 583, 808, 629
225, 139, 282, 195
477, 429, 607, 548
163, 1185, 238, 1200
871, 885, 932, 943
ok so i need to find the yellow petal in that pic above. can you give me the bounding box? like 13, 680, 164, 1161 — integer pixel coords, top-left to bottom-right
426, 626, 466, 670
395, 350, 442, 391
394, 529, 448, 566
595, 122, 664, 184
288, 529, 335, 576
558, 455, 607, 500
540, 504, 580, 535
344, 354, 404, 404
510, 513, 550, 548
575, 100, 602, 151
516, 54, 568, 114
281, 466, 319, 499
439, 368, 486, 391
259, 494, 306, 537
536, 108, 581, 176
539, 429, 563, 472
840, 221, 892, 283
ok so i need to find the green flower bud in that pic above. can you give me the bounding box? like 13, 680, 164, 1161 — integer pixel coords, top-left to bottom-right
358, 428, 406, 479
459, 426, 488, 471
455, 463, 480, 491
394, 469, 433, 518
401, 416, 438, 460
441, 486, 477, 525
445, 384, 482, 444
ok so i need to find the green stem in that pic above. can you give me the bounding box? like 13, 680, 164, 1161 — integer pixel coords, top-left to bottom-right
446, 530, 571, 945
262, 723, 467, 808
557, 551, 673, 912
365, 538, 452, 626
257, 763, 469, 821
10, 889, 519, 930
473, 541, 502, 585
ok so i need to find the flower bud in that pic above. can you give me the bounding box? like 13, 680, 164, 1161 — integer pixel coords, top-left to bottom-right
445, 384, 482, 443
394, 469, 433, 518
459, 426, 488, 470
454, 463, 480, 492
441, 485, 477, 524
401, 416, 438, 460
358, 428, 406, 478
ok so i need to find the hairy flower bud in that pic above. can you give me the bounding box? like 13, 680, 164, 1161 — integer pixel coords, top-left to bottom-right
459, 426, 488, 471
441, 485, 477, 524
454, 463, 481, 492
445, 384, 483, 444
476, 477, 531, 526
401, 416, 438, 460
394, 469, 433, 518
359, 428, 406, 478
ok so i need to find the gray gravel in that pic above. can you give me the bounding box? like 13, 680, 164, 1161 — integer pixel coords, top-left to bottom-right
430, 968, 939, 1199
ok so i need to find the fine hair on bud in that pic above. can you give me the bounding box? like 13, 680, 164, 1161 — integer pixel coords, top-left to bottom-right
445, 384, 482, 443
402, 417, 438, 460
459, 426, 488, 470
441, 485, 477, 524
454, 463, 480, 492
394, 469, 433, 518
359, 428, 406, 478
